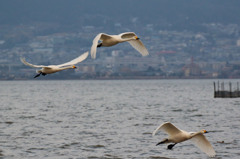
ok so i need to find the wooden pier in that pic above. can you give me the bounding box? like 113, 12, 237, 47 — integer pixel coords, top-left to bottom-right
214, 81, 240, 98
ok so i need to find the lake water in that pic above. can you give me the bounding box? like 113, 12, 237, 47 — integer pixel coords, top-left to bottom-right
0, 79, 239, 159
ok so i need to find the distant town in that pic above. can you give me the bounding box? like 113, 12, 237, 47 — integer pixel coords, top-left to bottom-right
1, 20, 240, 80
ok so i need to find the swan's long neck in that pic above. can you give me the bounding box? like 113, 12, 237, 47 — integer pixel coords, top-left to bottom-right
190, 131, 203, 138
58, 66, 74, 71
120, 37, 135, 42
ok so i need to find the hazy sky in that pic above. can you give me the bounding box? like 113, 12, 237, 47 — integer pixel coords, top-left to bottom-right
1, 0, 240, 26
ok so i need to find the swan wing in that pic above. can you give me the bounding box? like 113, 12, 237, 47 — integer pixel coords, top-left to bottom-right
99, 33, 113, 41
191, 134, 216, 157
20, 58, 46, 68
128, 39, 149, 56
119, 32, 149, 56
58, 51, 89, 67
152, 122, 182, 137
119, 32, 137, 39
91, 33, 102, 59
91, 33, 112, 59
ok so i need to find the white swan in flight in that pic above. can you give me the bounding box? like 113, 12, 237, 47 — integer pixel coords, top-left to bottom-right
91, 32, 149, 59
21, 51, 89, 78
152, 122, 216, 157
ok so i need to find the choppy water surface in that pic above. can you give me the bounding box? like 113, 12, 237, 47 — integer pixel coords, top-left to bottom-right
0, 79, 240, 159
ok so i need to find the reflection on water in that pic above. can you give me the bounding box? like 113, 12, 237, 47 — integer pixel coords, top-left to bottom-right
0, 80, 239, 159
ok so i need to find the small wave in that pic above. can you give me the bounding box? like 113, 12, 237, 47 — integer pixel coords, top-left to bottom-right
88, 144, 105, 148
0, 121, 14, 125
209, 130, 224, 133
104, 154, 123, 159
0, 149, 4, 157
143, 123, 154, 126
148, 156, 174, 159
172, 109, 182, 112
142, 132, 152, 135
87, 156, 100, 159
186, 109, 198, 112
19, 116, 35, 119
59, 142, 79, 149
27, 147, 46, 151
87, 154, 123, 159
190, 114, 203, 117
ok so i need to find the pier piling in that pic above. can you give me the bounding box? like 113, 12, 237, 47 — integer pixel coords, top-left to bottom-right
214, 81, 240, 98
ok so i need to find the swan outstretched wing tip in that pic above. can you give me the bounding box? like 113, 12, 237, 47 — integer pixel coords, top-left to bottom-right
81, 51, 89, 60
206, 150, 216, 158
90, 46, 97, 59
191, 134, 216, 157
20, 57, 36, 67
20, 57, 26, 63
152, 129, 158, 136
90, 51, 96, 59
83, 51, 89, 56
152, 122, 182, 137
128, 40, 149, 56
142, 50, 149, 56
152, 122, 169, 136
91, 34, 103, 59
152, 129, 156, 136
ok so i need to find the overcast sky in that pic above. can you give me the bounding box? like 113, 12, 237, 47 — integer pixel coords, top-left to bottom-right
0, 0, 240, 26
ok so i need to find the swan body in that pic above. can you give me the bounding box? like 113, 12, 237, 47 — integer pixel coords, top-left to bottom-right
21, 51, 89, 78
91, 32, 149, 59
152, 122, 216, 157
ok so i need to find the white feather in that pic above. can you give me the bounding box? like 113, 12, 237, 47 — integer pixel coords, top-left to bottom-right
91, 33, 103, 59
128, 39, 149, 56
152, 122, 182, 137
191, 134, 216, 157
58, 51, 88, 67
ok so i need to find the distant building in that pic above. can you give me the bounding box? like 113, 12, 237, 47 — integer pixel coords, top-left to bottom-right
182, 57, 202, 77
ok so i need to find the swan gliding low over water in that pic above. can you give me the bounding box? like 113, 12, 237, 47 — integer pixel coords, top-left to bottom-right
91, 32, 149, 59
152, 122, 216, 157
21, 51, 89, 78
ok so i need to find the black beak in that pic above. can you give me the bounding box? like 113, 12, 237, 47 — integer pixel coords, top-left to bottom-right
156, 139, 167, 146
205, 131, 209, 133
136, 37, 140, 40
156, 142, 161, 146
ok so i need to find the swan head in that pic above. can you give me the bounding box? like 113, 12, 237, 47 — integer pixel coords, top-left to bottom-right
72, 65, 77, 69
135, 36, 140, 40
190, 129, 209, 137
201, 129, 208, 134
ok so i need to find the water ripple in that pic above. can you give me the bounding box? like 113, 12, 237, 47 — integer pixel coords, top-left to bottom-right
0, 80, 239, 158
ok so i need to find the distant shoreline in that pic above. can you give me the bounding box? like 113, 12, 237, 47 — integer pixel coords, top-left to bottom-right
0, 76, 235, 81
